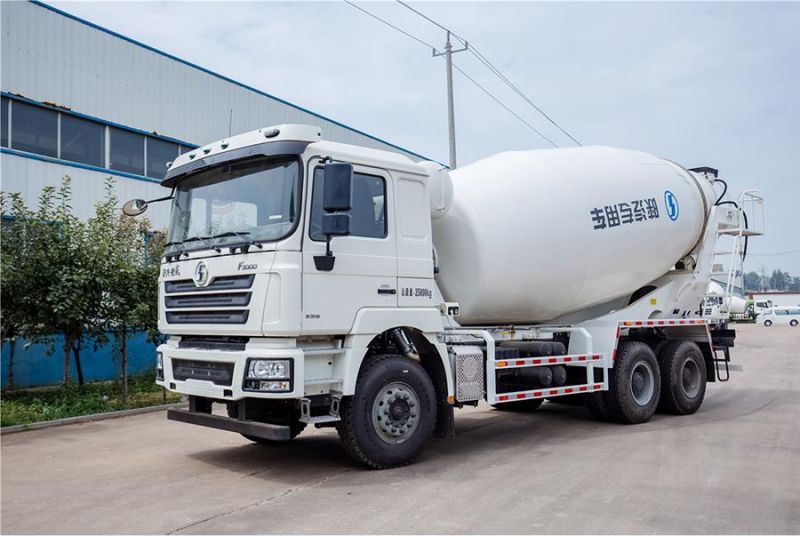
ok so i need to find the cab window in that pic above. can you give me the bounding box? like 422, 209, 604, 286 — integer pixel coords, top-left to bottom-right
310, 167, 387, 241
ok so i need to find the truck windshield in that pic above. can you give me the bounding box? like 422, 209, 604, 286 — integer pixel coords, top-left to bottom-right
167, 156, 300, 252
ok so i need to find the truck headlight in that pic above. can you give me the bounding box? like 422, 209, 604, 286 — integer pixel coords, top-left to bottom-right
247, 359, 291, 379
156, 352, 164, 381
243, 359, 292, 392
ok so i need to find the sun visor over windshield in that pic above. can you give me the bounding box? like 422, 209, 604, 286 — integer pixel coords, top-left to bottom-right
161, 140, 312, 188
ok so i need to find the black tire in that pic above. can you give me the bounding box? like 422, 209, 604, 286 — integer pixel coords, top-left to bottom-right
657, 341, 707, 415
790, 319, 798, 327
764, 319, 773, 327
606, 341, 661, 424
337, 354, 437, 469
491, 398, 544, 412
226, 404, 306, 444
586, 391, 612, 421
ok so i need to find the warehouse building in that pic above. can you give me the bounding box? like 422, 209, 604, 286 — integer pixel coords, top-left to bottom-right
1, 0, 428, 229
0, 0, 430, 388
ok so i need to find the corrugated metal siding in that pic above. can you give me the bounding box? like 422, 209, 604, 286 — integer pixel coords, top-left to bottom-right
2, 153, 171, 228
0, 1, 426, 158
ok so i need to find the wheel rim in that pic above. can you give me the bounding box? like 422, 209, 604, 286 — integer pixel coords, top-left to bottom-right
629, 360, 655, 406
371, 381, 420, 444
680, 357, 701, 398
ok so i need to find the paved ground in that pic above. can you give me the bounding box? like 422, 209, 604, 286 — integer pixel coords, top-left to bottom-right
2, 324, 799, 534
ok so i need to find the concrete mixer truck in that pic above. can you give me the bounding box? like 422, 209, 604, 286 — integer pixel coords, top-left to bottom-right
123, 124, 764, 469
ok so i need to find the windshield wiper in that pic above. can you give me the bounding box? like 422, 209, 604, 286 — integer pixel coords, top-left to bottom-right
210, 231, 251, 239
182, 235, 212, 243
210, 230, 265, 251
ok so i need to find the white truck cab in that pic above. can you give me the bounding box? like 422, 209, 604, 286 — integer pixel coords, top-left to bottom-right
124, 124, 764, 468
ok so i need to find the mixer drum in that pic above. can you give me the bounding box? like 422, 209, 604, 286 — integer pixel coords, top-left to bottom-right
431, 146, 714, 324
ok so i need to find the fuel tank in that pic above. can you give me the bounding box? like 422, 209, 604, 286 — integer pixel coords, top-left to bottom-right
431, 146, 715, 324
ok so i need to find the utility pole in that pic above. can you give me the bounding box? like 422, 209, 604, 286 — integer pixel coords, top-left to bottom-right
433, 32, 468, 169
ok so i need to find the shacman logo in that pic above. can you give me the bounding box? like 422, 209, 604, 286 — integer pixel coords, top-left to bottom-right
664, 191, 679, 221
193, 261, 210, 287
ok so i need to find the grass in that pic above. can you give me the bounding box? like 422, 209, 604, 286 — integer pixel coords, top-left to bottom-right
0, 372, 182, 427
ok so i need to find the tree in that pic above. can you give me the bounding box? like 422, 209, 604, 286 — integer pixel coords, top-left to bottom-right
1, 178, 102, 384
743, 271, 762, 292
89, 178, 162, 406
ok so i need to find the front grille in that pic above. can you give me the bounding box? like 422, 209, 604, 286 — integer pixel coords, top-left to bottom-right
165, 292, 252, 309
172, 359, 234, 386
164, 274, 254, 325
166, 310, 250, 324
165, 274, 255, 294
179, 335, 249, 351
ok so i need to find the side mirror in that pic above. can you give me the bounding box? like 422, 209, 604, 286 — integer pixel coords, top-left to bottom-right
314, 163, 354, 271
323, 163, 353, 212
122, 198, 148, 217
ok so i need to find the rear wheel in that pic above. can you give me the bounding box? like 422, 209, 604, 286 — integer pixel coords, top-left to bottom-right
492, 398, 544, 412
337, 355, 437, 469
606, 341, 661, 424
657, 341, 706, 415
764, 319, 773, 327
790, 319, 798, 327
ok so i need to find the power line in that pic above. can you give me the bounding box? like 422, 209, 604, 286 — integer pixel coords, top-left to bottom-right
746, 249, 800, 257
395, 0, 582, 146
343, 1, 557, 148
343, 0, 436, 52
453, 64, 557, 147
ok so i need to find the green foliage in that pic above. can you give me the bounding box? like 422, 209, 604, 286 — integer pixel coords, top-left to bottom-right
1, 176, 165, 392
0, 372, 181, 427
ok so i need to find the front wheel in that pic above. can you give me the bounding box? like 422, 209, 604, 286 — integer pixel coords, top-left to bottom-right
337, 355, 437, 469
790, 319, 798, 327
764, 319, 773, 327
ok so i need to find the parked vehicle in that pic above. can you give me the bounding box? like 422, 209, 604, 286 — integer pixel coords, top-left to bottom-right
756, 307, 800, 327
124, 124, 764, 468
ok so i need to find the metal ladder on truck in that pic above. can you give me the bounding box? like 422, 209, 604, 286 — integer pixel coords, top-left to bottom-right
712, 189, 765, 380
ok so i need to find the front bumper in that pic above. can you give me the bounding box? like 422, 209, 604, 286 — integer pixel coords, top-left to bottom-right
156, 341, 305, 400
167, 408, 291, 440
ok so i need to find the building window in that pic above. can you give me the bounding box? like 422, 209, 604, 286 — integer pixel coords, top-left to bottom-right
1, 97, 8, 147
110, 127, 145, 175
310, 167, 387, 241
60, 115, 105, 167
146, 137, 178, 179
10, 101, 58, 157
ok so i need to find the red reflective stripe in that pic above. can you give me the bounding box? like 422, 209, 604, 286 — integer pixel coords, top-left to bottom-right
579, 386, 588, 392
593, 383, 603, 389
669, 320, 676, 325
565, 388, 574, 394
647, 321, 654, 326
548, 358, 558, 364
578, 355, 587, 361
499, 395, 509, 401
533, 358, 542, 365
534, 391, 543, 398
549, 389, 559, 396
612, 349, 616, 362
516, 393, 526, 399
564, 356, 572, 362
516, 360, 525, 366
680, 320, 686, 325
635, 321, 643, 326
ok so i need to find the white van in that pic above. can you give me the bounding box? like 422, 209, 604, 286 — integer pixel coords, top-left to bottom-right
756, 306, 800, 327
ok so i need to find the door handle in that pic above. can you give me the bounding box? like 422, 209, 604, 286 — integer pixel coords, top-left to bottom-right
377, 288, 397, 295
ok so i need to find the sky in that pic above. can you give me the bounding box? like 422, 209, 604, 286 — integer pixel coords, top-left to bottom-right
53, 1, 800, 275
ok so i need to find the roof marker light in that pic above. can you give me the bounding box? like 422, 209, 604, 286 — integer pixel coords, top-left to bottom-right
264, 128, 280, 138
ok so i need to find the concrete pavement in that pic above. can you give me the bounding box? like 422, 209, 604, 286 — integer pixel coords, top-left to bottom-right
2, 324, 799, 534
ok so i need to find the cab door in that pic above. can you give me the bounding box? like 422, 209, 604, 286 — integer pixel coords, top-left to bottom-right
301, 163, 397, 334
